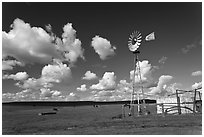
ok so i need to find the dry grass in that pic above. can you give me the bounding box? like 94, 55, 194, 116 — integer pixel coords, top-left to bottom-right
2, 104, 202, 135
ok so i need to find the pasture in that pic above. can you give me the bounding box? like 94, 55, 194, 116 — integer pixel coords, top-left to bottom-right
2, 104, 202, 135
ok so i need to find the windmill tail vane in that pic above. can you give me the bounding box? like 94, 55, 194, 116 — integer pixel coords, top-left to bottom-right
145, 32, 155, 41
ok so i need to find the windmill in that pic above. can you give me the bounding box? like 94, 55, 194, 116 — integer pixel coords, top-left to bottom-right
128, 31, 155, 116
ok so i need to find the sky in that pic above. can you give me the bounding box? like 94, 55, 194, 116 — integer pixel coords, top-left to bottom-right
2, 2, 202, 102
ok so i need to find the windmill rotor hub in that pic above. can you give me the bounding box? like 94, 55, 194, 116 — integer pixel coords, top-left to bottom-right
128, 30, 142, 52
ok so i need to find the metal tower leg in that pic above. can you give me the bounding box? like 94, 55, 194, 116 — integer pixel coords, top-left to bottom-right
193, 89, 197, 113
130, 52, 137, 116
136, 53, 146, 114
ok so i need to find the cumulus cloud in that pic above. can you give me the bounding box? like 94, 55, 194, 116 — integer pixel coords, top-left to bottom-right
116, 80, 132, 93
86, 77, 161, 101
91, 36, 116, 60
5, 60, 72, 101
2, 18, 63, 64
82, 71, 97, 80
2, 89, 46, 102
2, 18, 84, 65
3, 72, 29, 81
86, 61, 158, 101
157, 75, 173, 88
40, 88, 62, 98
2, 92, 16, 102
77, 84, 87, 92
44, 23, 85, 63
40, 88, 54, 98
3, 89, 32, 102
90, 72, 116, 90
85, 78, 137, 101
59, 23, 85, 63
130, 60, 155, 87
2, 88, 65, 102
66, 92, 80, 101
17, 77, 52, 90
192, 81, 202, 89
16, 60, 71, 90
158, 56, 167, 64
2, 60, 24, 70
192, 70, 202, 76
149, 75, 173, 96
41, 60, 71, 83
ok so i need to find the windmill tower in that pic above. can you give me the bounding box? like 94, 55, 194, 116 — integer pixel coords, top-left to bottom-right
128, 31, 155, 116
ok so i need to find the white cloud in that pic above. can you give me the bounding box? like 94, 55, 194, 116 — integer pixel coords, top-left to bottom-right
130, 60, 154, 87
2, 92, 16, 102
40, 88, 62, 98
18, 77, 52, 90
41, 60, 71, 83
158, 56, 167, 64
117, 80, 132, 93
60, 23, 85, 63
66, 92, 80, 101
40, 88, 54, 98
16, 61, 71, 90
82, 71, 97, 80
90, 72, 116, 90
2, 89, 39, 102
2, 88, 65, 102
8, 60, 72, 101
84, 79, 133, 101
192, 70, 202, 76
2, 18, 63, 64
85, 77, 160, 101
77, 84, 87, 92
3, 72, 29, 81
157, 75, 173, 89
86, 60, 158, 101
2, 60, 24, 70
149, 75, 173, 96
2, 18, 85, 65
52, 90, 62, 96
91, 36, 116, 60
192, 81, 202, 89
115, 79, 156, 100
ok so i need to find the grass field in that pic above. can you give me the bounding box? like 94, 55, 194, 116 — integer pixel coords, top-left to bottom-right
2, 104, 202, 135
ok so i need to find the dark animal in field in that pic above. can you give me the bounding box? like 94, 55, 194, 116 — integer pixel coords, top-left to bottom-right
93, 105, 99, 108
53, 108, 58, 111
146, 111, 151, 115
